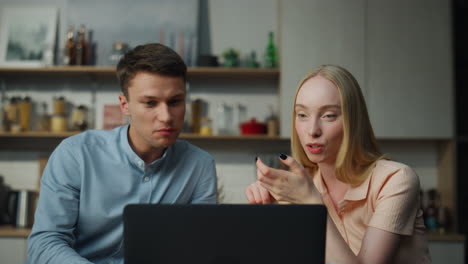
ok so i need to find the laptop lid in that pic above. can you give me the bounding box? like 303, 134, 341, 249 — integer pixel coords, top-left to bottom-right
123, 204, 327, 264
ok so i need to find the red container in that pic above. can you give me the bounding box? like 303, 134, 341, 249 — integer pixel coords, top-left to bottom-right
240, 118, 267, 135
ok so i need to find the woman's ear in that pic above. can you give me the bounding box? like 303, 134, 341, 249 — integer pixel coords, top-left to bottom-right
118, 94, 130, 116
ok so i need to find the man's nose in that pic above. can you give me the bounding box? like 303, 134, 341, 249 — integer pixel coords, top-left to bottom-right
157, 104, 172, 123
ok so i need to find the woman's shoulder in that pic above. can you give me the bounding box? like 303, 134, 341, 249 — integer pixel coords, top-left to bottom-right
371, 159, 419, 187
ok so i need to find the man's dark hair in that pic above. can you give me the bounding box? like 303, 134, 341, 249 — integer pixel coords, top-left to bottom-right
116, 43, 187, 98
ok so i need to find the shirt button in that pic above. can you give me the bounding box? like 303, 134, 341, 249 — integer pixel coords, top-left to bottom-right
138, 161, 144, 167
144, 176, 150, 182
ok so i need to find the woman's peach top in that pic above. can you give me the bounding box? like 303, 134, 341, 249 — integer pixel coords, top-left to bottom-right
313, 160, 431, 263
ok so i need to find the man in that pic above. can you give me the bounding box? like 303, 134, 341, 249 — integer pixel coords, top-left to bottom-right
27, 43, 217, 264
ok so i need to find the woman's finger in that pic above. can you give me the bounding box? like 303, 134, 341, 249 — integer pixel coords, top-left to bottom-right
258, 183, 272, 204
256, 157, 278, 180
257, 167, 275, 188
245, 185, 256, 204
277, 153, 305, 175
250, 183, 263, 204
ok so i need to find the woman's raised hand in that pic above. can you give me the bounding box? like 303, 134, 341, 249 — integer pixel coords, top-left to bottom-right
245, 154, 320, 204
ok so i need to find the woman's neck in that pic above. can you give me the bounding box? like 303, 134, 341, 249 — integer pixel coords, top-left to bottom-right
318, 162, 349, 198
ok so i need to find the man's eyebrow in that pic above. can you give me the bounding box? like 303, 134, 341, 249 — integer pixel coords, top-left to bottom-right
138, 93, 185, 100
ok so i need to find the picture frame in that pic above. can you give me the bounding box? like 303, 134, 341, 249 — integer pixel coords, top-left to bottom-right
0, 7, 58, 67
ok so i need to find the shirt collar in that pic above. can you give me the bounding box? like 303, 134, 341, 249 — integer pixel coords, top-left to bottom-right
120, 124, 173, 169
311, 166, 372, 202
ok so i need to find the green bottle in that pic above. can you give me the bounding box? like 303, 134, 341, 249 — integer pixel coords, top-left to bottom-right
264, 31, 277, 68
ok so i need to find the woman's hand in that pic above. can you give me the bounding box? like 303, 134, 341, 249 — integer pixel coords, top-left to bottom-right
256, 154, 320, 204
245, 181, 276, 204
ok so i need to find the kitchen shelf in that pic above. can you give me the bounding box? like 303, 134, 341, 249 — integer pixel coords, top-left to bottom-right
0, 131, 285, 140
426, 233, 466, 242
0, 225, 31, 238
0, 131, 289, 152
0, 66, 280, 80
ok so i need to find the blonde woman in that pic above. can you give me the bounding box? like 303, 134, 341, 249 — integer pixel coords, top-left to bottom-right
245, 65, 430, 263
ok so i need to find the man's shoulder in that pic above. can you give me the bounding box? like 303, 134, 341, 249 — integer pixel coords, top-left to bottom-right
172, 139, 214, 161
62, 126, 123, 147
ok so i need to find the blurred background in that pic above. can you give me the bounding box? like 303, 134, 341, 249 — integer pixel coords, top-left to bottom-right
0, 0, 466, 263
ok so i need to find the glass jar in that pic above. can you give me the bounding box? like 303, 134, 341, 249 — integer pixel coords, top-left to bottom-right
109, 42, 129, 65
71, 105, 88, 131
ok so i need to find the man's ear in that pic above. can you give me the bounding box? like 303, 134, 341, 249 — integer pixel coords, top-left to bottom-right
118, 94, 130, 116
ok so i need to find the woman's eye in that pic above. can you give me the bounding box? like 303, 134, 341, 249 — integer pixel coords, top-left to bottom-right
296, 113, 307, 118
323, 114, 337, 119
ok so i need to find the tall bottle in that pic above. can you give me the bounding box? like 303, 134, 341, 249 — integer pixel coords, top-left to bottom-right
264, 31, 278, 68
64, 26, 76, 65
75, 25, 87, 65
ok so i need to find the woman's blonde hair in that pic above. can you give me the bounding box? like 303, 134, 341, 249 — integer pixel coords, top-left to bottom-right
291, 65, 383, 186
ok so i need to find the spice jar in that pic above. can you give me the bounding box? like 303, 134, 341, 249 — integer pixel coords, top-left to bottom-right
35, 102, 50, 132
4, 97, 19, 132
71, 105, 88, 131
200, 117, 212, 136
18, 96, 32, 132
51, 114, 67, 132
53, 96, 66, 116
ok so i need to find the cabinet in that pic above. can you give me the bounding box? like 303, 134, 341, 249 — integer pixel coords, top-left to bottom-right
279, 0, 366, 139
279, 0, 453, 140
366, 0, 453, 139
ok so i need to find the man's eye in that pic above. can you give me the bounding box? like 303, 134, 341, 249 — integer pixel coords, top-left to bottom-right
145, 101, 156, 107
168, 99, 183, 106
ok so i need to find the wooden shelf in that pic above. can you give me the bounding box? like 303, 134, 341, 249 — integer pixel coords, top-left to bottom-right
0, 225, 31, 238
0, 131, 79, 138
426, 233, 465, 242
0, 66, 279, 80
0, 131, 285, 140
0, 131, 288, 152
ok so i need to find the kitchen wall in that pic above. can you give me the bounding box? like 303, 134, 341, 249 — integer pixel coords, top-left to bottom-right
0, 0, 443, 204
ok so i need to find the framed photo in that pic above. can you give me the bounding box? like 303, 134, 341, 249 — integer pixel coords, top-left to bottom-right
0, 7, 58, 67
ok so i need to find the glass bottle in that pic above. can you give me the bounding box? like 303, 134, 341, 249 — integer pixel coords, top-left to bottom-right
63, 25, 76, 65
266, 105, 279, 136
75, 25, 87, 65
36, 102, 51, 132
264, 31, 278, 68
233, 103, 247, 135
424, 189, 439, 232
216, 103, 227, 135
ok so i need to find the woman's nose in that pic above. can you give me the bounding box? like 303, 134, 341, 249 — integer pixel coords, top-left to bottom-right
307, 121, 322, 138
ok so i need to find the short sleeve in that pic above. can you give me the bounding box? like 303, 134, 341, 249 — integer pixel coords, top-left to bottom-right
368, 166, 421, 235
190, 157, 218, 204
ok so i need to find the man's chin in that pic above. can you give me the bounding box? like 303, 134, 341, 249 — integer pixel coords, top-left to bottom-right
152, 137, 177, 149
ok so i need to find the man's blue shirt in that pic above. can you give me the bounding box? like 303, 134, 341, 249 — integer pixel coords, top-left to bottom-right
27, 125, 217, 264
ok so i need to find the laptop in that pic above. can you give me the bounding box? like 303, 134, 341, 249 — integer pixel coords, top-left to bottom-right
123, 204, 327, 264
